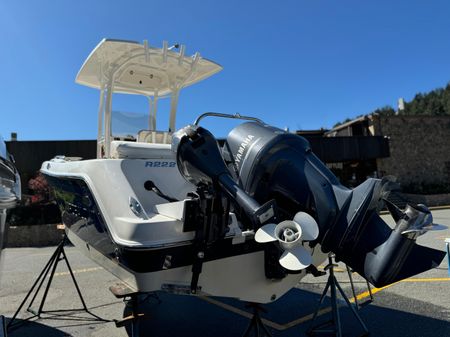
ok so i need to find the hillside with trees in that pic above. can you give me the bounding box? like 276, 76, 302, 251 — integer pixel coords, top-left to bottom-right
334, 82, 450, 126
402, 82, 450, 116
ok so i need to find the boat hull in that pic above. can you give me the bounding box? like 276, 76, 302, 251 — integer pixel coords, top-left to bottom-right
43, 166, 325, 303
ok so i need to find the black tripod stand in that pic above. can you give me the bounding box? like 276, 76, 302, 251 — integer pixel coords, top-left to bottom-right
306, 253, 369, 337
7, 235, 109, 330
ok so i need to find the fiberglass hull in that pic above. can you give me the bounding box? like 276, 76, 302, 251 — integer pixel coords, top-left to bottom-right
42, 158, 326, 303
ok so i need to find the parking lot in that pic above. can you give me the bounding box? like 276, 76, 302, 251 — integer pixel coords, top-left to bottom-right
1, 210, 449, 337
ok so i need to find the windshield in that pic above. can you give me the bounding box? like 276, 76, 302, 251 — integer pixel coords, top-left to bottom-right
111, 110, 149, 140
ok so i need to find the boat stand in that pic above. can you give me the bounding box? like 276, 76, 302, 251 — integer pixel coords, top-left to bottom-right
114, 294, 142, 337
242, 302, 273, 337
7, 235, 109, 330
306, 253, 369, 337
109, 282, 158, 337
345, 265, 373, 309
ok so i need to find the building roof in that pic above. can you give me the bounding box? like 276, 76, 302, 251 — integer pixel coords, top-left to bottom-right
326, 115, 371, 135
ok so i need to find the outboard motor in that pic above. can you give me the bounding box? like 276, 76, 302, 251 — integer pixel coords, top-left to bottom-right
172, 125, 280, 291
173, 125, 277, 227
222, 122, 445, 287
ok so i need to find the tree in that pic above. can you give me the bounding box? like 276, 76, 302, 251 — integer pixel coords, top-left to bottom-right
373, 106, 395, 116
333, 82, 450, 126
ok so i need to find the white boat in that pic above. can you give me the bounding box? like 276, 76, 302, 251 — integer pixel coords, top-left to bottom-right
41, 39, 445, 304
0, 136, 20, 337
0, 136, 21, 261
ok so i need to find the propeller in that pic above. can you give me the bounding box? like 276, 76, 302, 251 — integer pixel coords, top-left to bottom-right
379, 178, 447, 238
254, 212, 319, 271
398, 204, 447, 239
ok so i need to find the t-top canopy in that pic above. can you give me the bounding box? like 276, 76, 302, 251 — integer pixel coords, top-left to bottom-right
75, 39, 223, 96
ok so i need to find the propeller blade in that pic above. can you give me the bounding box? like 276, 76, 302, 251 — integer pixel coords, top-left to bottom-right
293, 212, 319, 241
402, 223, 447, 235
428, 223, 448, 231
384, 199, 404, 223
279, 246, 312, 271
254, 223, 278, 243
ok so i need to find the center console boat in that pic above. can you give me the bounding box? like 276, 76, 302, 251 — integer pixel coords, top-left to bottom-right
41, 39, 445, 304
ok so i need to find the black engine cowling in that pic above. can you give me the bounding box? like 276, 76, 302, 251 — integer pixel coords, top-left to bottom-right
173, 121, 445, 287
222, 122, 445, 287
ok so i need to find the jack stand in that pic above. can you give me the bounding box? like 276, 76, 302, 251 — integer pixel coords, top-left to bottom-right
345, 265, 373, 310
306, 254, 369, 337
115, 295, 143, 337
7, 235, 109, 331
242, 303, 272, 337
110, 282, 156, 337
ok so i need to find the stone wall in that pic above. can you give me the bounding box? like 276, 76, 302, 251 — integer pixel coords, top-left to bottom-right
6, 224, 64, 247
401, 193, 450, 207
374, 115, 450, 190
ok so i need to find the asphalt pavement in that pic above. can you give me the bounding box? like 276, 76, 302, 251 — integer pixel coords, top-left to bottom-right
0, 209, 449, 337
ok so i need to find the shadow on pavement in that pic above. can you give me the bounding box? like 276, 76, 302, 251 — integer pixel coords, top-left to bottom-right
5, 310, 110, 337
5, 317, 71, 337
122, 289, 450, 337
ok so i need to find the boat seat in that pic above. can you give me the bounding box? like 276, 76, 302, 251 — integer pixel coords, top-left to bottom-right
138, 130, 172, 144
110, 141, 174, 159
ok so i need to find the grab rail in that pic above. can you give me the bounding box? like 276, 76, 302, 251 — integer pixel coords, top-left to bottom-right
193, 112, 264, 126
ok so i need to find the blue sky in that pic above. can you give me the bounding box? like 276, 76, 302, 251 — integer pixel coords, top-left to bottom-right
1, 0, 450, 140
